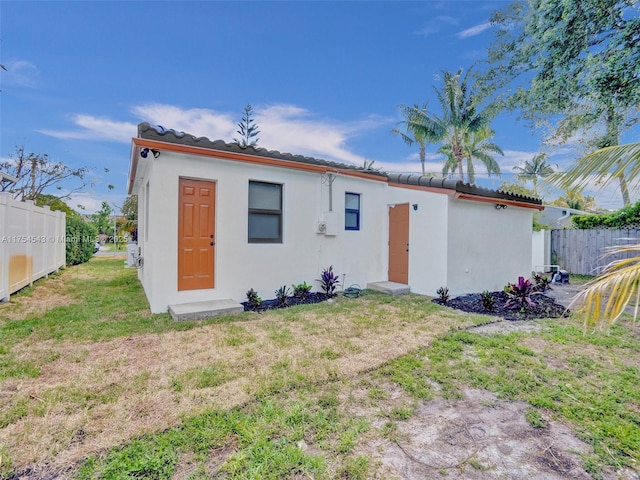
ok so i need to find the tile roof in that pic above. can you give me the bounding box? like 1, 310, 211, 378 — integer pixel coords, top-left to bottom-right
136, 122, 542, 207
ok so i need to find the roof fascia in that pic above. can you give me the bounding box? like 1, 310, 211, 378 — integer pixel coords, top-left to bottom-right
130, 137, 385, 183
454, 192, 545, 211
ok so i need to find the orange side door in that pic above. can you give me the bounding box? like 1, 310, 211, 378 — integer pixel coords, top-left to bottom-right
178, 178, 215, 291
388, 203, 409, 284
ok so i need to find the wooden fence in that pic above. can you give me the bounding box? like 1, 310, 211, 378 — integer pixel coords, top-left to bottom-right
0, 193, 66, 301
550, 228, 640, 276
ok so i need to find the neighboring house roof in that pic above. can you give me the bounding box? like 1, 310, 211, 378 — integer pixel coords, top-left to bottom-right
129, 122, 543, 210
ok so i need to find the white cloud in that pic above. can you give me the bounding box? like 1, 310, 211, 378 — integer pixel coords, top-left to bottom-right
40, 115, 137, 142
413, 15, 458, 36
39, 102, 392, 167
456, 22, 492, 39
254, 104, 389, 166
130, 104, 236, 140
3, 60, 40, 88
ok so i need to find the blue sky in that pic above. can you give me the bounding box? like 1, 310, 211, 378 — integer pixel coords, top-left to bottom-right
1, 0, 636, 213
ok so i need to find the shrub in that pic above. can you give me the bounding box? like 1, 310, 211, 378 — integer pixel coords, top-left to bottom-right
436, 286, 449, 304
319, 265, 340, 297
481, 290, 495, 311
532, 272, 551, 292
66, 216, 98, 265
504, 276, 536, 310
292, 281, 313, 300
275, 285, 289, 307
245, 288, 262, 311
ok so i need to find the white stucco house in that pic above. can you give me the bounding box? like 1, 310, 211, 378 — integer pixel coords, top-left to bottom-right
128, 123, 543, 314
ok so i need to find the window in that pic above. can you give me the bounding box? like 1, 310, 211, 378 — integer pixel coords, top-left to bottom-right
248, 181, 282, 243
345, 192, 360, 230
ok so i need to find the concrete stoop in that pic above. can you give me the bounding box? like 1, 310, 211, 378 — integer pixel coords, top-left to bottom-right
366, 281, 411, 295
168, 299, 244, 321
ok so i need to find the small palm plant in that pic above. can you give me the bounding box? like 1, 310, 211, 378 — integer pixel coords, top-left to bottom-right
319, 265, 340, 297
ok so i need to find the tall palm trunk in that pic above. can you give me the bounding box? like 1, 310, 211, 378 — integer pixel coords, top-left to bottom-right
419, 144, 426, 176
605, 107, 631, 206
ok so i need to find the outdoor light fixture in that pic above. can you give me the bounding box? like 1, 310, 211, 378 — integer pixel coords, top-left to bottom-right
413, 204, 418, 211
140, 148, 160, 159
495, 203, 507, 210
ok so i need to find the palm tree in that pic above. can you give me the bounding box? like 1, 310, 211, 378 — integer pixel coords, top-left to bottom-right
550, 188, 596, 211
392, 103, 444, 175
563, 142, 640, 329
441, 125, 502, 184
409, 69, 494, 183
513, 153, 554, 196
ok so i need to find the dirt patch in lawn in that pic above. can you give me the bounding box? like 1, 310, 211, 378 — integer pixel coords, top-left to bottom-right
358, 388, 621, 480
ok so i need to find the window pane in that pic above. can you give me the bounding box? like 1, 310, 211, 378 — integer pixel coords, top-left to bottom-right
345, 193, 360, 210
249, 182, 281, 210
249, 213, 280, 240
345, 211, 359, 230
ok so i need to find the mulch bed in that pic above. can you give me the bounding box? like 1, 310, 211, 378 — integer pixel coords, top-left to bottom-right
242, 292, 331, 312
433, 289, 569, 321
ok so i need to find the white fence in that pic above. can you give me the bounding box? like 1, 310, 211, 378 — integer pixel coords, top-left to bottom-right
0, 193, 66, 301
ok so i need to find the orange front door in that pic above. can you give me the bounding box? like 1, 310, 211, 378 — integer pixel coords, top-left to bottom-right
388, 203, 409, 284
178, 178, 215, 291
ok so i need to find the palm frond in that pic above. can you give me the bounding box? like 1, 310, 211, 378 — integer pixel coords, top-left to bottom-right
549, 143, 640, 193
569, 243, 640, 330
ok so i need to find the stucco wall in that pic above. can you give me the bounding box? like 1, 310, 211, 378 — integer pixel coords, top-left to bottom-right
447, 198, 534, 295
134, 151, 387, 313
385, 186, 449, 296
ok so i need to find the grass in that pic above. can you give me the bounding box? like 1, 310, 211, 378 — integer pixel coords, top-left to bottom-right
1, 258, 638, 478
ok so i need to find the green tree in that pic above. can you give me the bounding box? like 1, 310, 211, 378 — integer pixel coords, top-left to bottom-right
409, 69, 498, 182
498, 181, 536, 198
392, 103, 444, 175
91, 201, 112, 235
483, 0, 640, 205
234, 104, 260, 148
441, 125, 503, 184
0, 146, 90, 201
35, 194, 80, 218
550, 188, 596, 211
513, 153, 554, 196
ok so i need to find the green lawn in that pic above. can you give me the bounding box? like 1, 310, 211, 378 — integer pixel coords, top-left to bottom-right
0, 259, 638, 479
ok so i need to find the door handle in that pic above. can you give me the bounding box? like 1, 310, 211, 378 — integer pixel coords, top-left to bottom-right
210, 234, 214, 238
210, 242, 215, 246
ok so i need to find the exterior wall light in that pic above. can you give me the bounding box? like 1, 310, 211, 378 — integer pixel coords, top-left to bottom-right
495, 203, 507, 210
413, 204, 418, 211
140, 148, 160, 159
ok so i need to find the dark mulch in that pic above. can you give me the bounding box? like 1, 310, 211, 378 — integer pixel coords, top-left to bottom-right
433, 289, 569, 321
242, 292, 330, 312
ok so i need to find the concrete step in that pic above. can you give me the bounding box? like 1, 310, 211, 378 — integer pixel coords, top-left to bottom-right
168, 299, 244, 321
366, 281, 410, 295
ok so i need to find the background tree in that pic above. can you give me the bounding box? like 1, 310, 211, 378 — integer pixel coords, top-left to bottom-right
441, 125, 502, 183
550, 188, 596, 211
483, 0, 640, 205
0, 146, 90, 201
121, 195, 138, 240
409, 68, 499, 183
91, 201, 112, 235
234, 104, 260, 148
512, 153, 554, 196
392, 103, 444, 175
35, 194, 80, 218
498, 181, 536, 198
